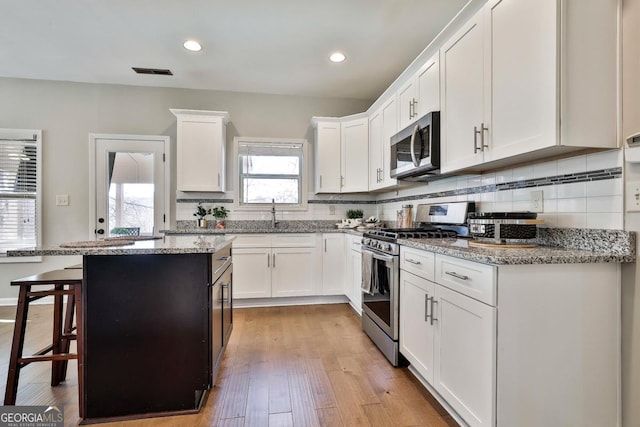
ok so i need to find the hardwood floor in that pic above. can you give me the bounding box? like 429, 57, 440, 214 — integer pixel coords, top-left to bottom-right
0, 303, 458, 426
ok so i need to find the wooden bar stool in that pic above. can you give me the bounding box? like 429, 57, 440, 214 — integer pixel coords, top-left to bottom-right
4, 269, 83, 406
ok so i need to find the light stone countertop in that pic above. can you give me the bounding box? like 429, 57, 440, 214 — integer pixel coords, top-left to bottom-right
6, 235, 235, 257
162, 228, 363, 236
398, 237, 635, 265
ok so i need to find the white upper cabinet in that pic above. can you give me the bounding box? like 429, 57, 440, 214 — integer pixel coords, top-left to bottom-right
313, 114, 368, 194
368, 109, 383, 190
398, 53, 441, 131
441, 0, 618, 174
440, 11, 486, 172
314, 120, 342, 193
171, 109, 229, 192
369, 96, 398, 191
341, 117, 369, 192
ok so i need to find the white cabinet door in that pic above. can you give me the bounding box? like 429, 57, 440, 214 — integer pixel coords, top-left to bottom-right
344, 234, 362, 313
271, 247, 317, 297
434, 284, 496, 427
368, 109, 383, 190
232, 247, 271, 299
314, 121, 342, 193
322, 234, 346, 295
350, 248, 362, 313
400, 271, 436, 383
440, 12, 485, 173
416, 52, 440, 117
483, 0, 557, 163
380, 96, 398, 188
172, 109, 228, 192
341, 117, 369, 192
398, 79, 417, 130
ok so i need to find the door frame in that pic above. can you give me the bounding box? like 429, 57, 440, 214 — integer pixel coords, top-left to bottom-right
88, 133, 171, 239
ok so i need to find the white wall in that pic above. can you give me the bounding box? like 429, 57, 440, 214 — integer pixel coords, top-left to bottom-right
0, 77, 371, 301
622, 0, 640, 425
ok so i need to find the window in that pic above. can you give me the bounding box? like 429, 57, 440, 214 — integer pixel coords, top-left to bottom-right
236, 138, 307, 208
0, 129, 42, 261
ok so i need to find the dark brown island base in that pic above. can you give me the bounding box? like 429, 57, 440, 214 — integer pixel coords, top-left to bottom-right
8, 235, 234, 424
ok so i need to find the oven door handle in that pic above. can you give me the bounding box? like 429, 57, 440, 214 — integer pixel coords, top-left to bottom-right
370, 251, 395, 262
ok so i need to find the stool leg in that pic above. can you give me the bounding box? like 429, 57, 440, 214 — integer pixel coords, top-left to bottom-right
59, 291, 75, 381
51, 284, 64, 386
4, 286, 31, 405
73, 284, 85, 419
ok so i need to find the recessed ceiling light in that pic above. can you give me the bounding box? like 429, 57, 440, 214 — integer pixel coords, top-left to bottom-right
183, 40, 202, 52
329, 52, 346, 63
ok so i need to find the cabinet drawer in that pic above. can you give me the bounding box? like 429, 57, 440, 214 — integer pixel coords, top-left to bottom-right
435, 254, 496, 306
229, 234, 271, 248
400, 247, 435, 281
346, 234, 363, 253
271, 233, 316, 248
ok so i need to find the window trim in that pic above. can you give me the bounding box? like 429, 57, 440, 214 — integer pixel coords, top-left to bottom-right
0, 128, 42, 263
233, 137, 308, 212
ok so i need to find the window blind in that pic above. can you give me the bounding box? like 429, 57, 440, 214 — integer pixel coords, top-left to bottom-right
0, 132, 40, 255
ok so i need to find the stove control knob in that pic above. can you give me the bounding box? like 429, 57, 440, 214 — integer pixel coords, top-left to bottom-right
384, 243, 392, 252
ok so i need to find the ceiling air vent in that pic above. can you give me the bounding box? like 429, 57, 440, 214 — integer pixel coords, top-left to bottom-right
132, 67, 173, 76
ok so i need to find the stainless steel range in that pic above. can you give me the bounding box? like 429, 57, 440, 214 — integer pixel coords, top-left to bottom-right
360, 201, 475, 366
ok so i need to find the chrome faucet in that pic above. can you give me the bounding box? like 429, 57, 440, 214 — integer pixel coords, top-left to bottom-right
271, 199, 279, 228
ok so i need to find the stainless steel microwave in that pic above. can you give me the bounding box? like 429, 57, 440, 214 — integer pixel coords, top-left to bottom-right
390, 111, 440, 181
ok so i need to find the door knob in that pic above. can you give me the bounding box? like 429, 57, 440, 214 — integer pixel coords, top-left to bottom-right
96, 229, 105, 235
98, 218, 105, 223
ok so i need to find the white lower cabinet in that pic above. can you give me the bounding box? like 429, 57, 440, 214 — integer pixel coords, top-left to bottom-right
400, 264, 495, 427
321, 234, 346, 295
231, 234, 317, 299
344, 234, 362, 313
400, 247, 620, 427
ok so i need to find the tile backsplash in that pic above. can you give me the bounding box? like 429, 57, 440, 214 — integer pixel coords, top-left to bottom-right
175, 149, 624, 230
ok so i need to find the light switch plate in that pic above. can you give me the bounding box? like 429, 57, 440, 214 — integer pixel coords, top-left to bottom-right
626, 182, 640, 212
530, 190, 544, 213
56, 194, 69, 206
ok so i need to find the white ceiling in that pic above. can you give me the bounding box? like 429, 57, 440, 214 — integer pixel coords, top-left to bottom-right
0, 0, 468, 101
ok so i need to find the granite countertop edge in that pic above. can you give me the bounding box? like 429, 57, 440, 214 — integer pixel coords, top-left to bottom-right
398, 238, 635, 265
161, 228, 362, 235
6, 236, 235, 257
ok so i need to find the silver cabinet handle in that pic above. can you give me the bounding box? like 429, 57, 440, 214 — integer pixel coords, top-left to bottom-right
480, 122, 489, 151
409, 100, 413, 121
324, 239, 327, 252
221, 282, 230, 302
430, 299, 437, 325
406, 258, 421, 265
340, 175, 344, 188
267, 253, 270, 267
273, 253, 276, 268
218, 173, 221, 187
412, 99, 418, 118
445, 271, 469, 280
425, 294, 430, 322
474, 126, 481, 153
319, 175, 323, 189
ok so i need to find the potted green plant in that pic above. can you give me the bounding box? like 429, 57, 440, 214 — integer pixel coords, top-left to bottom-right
346, 209, 364, 227
212, 206, 229, 230
193, 203, 212, 228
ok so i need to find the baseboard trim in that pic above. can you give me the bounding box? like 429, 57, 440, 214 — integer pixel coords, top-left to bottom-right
0, 296, 54, 306
406, 365, 468, 427
234, 295, 349, 309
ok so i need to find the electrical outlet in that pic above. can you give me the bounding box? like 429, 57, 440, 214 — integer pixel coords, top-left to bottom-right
530, 190, 544, 213
329, 205, 336, 215
55, 194, 69, 206
626, 182, 640, 212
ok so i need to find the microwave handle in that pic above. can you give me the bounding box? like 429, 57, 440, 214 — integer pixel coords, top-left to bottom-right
409, 124, 421, 167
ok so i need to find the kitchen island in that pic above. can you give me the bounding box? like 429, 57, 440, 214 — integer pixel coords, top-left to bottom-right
7, 235, 234, 424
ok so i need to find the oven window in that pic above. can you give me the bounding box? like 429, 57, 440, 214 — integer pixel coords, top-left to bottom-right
363, 258, 392, 327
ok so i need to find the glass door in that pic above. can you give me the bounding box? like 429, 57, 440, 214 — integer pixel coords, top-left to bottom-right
92, 135, 169, 238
